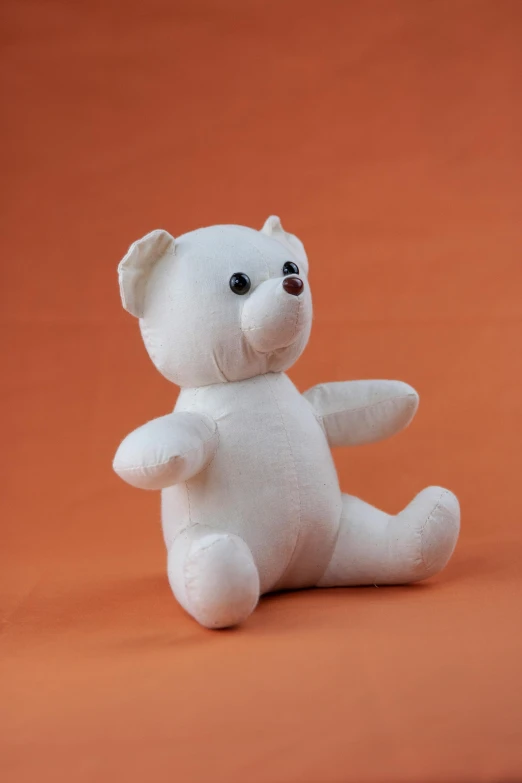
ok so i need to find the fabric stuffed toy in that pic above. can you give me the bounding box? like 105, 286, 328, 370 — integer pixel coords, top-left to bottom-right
113, 217, 460, 629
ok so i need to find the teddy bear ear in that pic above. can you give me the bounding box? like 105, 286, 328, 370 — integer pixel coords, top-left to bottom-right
260, 215, 308, 273
118, 229, 175, 317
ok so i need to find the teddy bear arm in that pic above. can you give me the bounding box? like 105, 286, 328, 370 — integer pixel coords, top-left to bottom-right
113, 411, 218, 490
303, 380, 419, 447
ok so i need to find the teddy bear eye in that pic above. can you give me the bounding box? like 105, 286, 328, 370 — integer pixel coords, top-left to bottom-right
229, 272, 251, 295
283, 261, 299, 276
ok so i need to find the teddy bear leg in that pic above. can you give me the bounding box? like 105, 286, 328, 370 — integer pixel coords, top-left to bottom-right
317, 487, 460, 587
167, 525, 260, 629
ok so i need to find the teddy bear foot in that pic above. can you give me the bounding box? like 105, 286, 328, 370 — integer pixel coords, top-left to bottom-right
167, 526, 260, 629
395, 485, 461, 583
317, 486, 460, 588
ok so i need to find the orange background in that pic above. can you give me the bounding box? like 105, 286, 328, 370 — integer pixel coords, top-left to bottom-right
2, 1, 522, 781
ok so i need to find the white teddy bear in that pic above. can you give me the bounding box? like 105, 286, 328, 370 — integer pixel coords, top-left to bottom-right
113, 216, 460, 629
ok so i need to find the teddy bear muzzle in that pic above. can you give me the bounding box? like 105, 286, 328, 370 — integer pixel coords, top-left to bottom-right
240, 275, 311, 354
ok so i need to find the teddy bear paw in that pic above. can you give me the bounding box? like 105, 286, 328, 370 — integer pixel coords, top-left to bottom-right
393, 486, 460, 583
169, 531, 260, 629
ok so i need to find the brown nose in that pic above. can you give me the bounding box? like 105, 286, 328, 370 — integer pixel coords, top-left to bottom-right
282, 276, 304, 296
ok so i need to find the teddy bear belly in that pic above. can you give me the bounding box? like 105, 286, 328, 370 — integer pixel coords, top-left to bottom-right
162, 374, 343, 593
162, 436, 342, 594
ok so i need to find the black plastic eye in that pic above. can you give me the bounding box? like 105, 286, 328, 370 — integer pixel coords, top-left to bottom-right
229, 272, 251, 295
283, 261, 299, 276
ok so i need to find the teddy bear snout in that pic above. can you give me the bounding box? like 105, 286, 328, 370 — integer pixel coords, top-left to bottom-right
282, 276, 304, 296
240, 275, 311, 355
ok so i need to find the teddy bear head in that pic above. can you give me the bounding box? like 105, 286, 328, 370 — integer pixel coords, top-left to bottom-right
118, 217, 313, 388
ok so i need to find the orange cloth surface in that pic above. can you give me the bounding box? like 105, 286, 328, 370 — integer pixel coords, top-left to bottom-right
2, 2, 522, 781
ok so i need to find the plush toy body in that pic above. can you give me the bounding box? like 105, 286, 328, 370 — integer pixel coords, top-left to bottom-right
114, 217, 460, 628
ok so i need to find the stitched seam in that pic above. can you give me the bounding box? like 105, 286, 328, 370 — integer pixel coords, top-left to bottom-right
170, 523, 191, 548
201, 422, 220, 471
317, 505, 345, 586
184, 392, 220, 525
243, 298, 303, 336
187, 390, 221, 473
318, 393, 417, 420
182, 390, 201, 524
288, 293, 302, 342
211, 347, 229, 383
263, 374, 302, 587
242, 302, 302, 332
185, 481, 193, 526
243, 323, 284, 332
244, 303, 304, 357
418, 490, 448, 570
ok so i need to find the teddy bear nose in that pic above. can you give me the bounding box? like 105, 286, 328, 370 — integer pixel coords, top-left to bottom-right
282, 276, 304, 296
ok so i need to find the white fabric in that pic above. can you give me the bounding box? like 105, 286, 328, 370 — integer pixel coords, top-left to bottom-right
134, 221, 312, 388
113, 412, 217, 490
303, 379, 419, 447
119, 229, 174, 318
167, 527, 259, 630
114, 217, 460, 628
